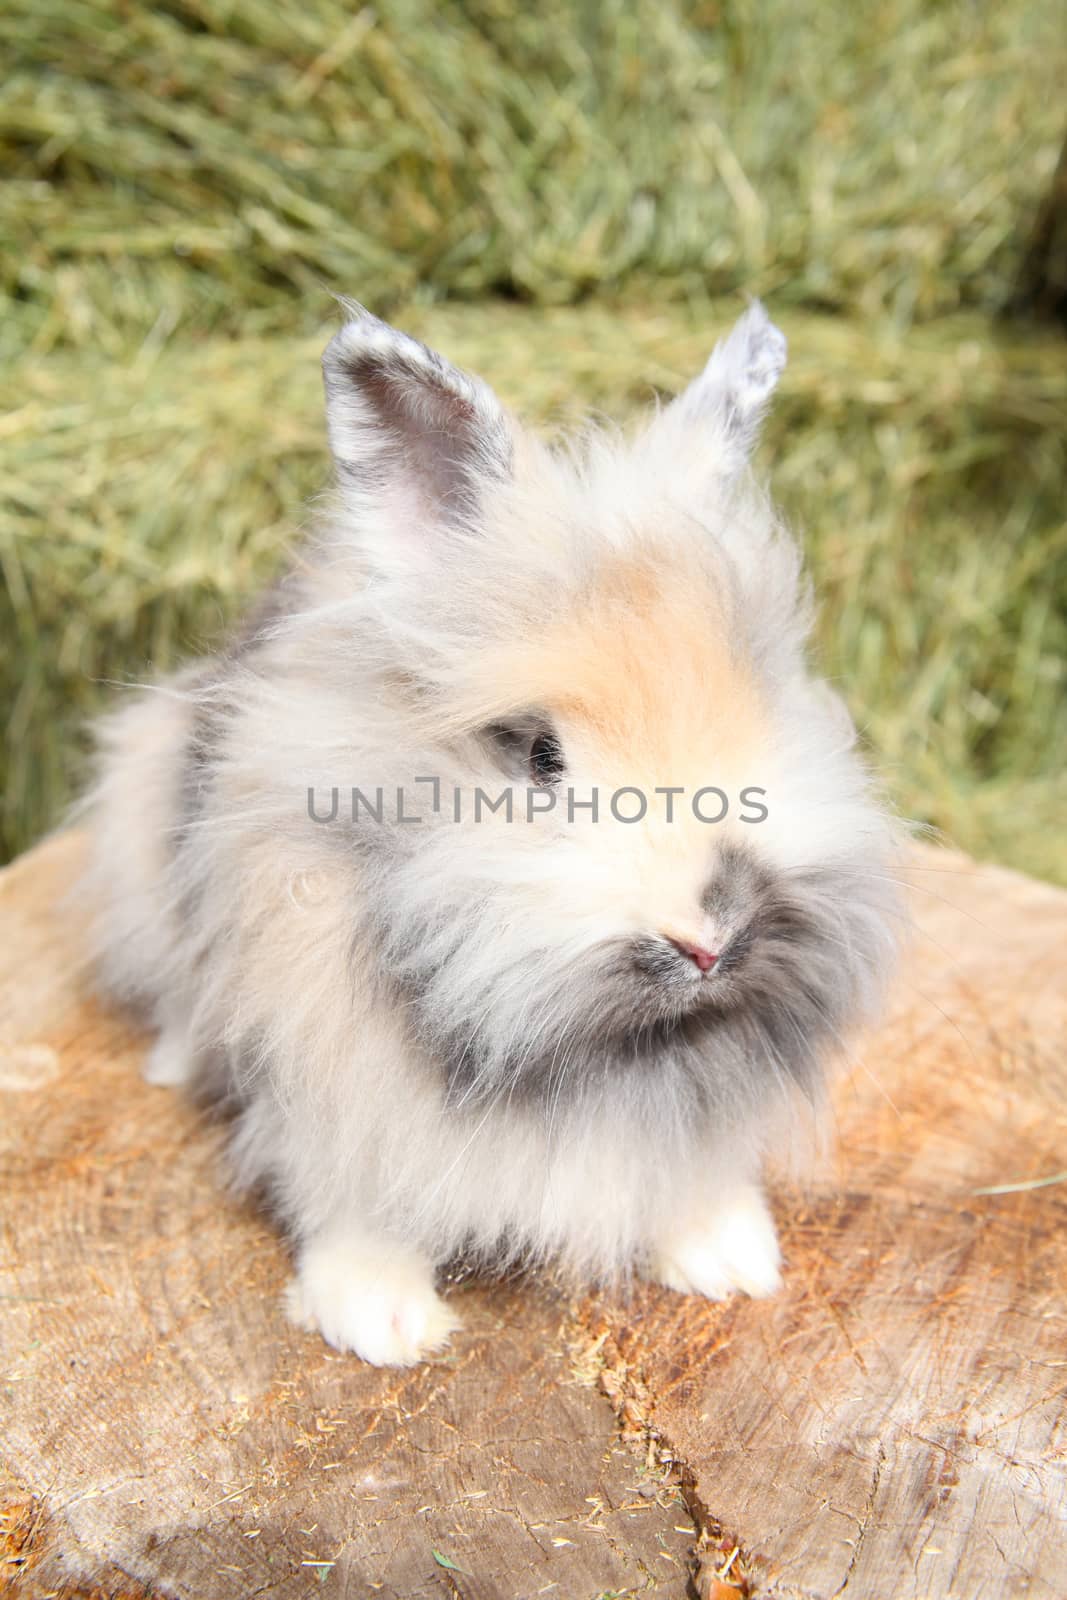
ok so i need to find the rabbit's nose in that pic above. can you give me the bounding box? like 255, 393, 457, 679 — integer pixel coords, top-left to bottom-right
666, 936, 719, 973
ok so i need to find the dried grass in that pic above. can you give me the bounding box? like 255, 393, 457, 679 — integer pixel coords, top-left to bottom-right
2, 0, 1065, 878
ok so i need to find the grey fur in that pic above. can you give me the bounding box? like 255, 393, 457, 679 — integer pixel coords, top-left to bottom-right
77, 303, 904, 1362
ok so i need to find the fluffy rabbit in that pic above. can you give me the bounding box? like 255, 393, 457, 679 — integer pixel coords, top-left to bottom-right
80, 303, 901, 1366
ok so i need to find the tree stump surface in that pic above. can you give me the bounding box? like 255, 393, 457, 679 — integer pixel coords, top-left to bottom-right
1, 833, 1064, 1599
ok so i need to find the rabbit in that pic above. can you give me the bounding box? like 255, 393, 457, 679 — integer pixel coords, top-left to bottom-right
79, 301, 902, 1366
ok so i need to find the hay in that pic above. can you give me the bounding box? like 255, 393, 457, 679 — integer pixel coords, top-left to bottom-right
5, 0, 1064, 345
2, 1, 1066, 880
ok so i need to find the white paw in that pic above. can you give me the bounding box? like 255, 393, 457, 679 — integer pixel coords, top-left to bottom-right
286, 1232, 461, 1367
144, 1029, 194, 1087
653, 1184, 782, 1301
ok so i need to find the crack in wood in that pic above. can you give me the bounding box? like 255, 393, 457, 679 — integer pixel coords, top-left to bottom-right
3, 835, 1066, 1598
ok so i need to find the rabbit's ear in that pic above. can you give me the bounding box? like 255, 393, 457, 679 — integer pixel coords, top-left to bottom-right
667, 301, 786, 474
322, 308, 514, 544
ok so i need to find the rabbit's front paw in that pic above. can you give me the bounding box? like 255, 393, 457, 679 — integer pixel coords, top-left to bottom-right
652, 1183, 782, 1301
286, 1229, 460, 1367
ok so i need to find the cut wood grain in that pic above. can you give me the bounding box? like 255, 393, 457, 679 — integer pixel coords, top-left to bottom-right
587, 853, 1067, 1599
0, 834, 695, 1599
1, 833, 1065, 1599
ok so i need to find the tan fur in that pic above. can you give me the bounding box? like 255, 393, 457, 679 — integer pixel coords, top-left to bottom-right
76, 304, 903, 1367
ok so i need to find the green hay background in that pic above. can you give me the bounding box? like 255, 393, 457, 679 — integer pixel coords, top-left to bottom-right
3, 0, 1065, 879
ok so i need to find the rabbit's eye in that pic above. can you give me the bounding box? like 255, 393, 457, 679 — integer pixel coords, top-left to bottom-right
529, 731, 564, 786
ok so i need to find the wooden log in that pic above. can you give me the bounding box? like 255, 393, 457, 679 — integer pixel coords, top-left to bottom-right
586, 851, 1067, 1598
0, 834, 696, 1598
1, 833, 1065, 1598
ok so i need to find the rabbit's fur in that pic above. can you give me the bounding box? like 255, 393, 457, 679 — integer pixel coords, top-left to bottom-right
80, 304, 901, 1365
